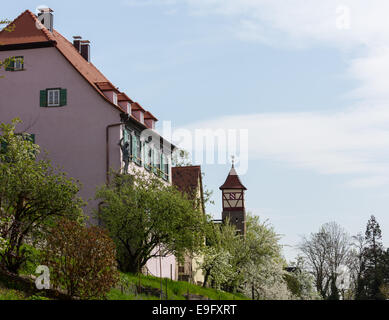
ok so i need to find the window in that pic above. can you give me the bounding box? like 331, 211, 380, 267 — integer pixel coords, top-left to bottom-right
5, 56, 24, 71
113, 92, 118, 105
40, 88, 67, 107
131, 134, 141, 166
161, 153, 169, 181
48, 89, 60, 107
127, 103, 131, 115
153, 149, 161, 175
139, 112, 144, 123
14, 56, 24, 71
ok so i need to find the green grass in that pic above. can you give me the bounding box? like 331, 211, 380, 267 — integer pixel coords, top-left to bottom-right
0, 287, 25, 300
108, 273, 249, 300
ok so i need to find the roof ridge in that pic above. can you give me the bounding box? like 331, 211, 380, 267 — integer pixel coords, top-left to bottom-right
25, 10, 56, 42
0, 9, 56, 43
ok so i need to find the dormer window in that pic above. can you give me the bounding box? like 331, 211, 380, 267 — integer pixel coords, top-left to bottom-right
113, 92, 118, 105
48, 89, 60, 107
127, 103, 131, 115
139, 112, 144, 123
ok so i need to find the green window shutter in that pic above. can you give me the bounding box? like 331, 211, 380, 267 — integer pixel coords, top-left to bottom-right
142, 141, 146, 166
0, 140, 8, 153
40, 90, 47, 107
5, 57, 14, 71
131, 135, 137, 161
150, 148, 154, 171
123, 129, 129, 144
160, 153, 164, 170
60, 89, 67, 106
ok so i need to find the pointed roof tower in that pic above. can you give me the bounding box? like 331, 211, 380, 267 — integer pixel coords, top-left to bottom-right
219, 161, 247, 190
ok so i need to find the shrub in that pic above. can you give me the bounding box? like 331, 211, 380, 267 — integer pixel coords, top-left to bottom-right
43, 219, 119, 299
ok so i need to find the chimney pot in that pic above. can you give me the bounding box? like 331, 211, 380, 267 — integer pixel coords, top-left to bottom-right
80, 41, 91, 62
37, 8, 54, 32
73, 36, 82, 52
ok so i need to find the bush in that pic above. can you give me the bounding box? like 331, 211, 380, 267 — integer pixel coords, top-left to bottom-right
43, 219, 119, 299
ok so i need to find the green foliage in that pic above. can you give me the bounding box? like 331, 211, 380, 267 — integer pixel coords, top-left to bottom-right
201, 214, 290, 299
285, 257, 320, 300
43, 219, 120, 300
107, 272, 248, 300
17, 244, 42, 276
356, 215, 387, 300
0, 288, 24, 300
0, 119, 85, 273
95, 171, 209, 273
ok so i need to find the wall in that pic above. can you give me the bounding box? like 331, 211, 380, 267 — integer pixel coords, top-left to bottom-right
0, 46, 122, 221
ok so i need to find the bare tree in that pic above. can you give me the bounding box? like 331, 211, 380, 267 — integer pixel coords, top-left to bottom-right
347, 233, 366, 299
299, 222, 351, 299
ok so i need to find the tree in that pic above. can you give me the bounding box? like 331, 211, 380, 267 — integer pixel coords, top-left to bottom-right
240, 215, 291, 299
285, 256, 321, 300
201, 221, 242, 289
43, 218, 119, 299
95, 170, 209, 273
201, 213, 290, 299
356, 215, 386, 300
0, 119, 84, 273
348, 233, 366, 299
299, 222, 351, 299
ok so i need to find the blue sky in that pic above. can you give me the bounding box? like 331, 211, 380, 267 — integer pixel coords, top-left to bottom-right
4, 1, 389, 261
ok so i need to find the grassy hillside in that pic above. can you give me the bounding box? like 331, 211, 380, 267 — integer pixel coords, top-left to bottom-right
0, 265, 249, 300
108, 273, 249, 300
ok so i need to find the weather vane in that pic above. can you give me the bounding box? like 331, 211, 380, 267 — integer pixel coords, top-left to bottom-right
231, 155, 235, 167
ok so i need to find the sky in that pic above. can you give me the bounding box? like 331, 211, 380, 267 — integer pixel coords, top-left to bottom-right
3, 1, 389, 262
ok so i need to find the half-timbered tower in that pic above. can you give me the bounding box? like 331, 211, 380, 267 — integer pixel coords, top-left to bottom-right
219, 163, 247, 235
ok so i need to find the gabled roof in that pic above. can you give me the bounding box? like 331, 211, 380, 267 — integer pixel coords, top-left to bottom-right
219, 165, 247, 190
0, 10, 150, 124
172, 166, 203, 201
0, 10, 55, 45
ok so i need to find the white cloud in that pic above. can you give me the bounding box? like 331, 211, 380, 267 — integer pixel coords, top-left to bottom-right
178, 104, 389, 187
130, 0, 389, 187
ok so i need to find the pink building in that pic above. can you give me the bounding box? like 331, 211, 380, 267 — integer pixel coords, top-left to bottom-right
0, 9, 177, 280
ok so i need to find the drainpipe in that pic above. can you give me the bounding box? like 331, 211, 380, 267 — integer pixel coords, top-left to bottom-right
106, 114, 129, 184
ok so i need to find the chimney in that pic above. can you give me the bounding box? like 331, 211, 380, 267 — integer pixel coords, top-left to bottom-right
73, 36, 82, 52
37, 8, 54, 32
80, 40, 91, 62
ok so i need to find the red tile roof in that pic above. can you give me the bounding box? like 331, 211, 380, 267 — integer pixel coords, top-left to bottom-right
172, 166, 202, 200
118, 92, 133, 102
219, 166, 247, 190
0, 10, 159, 129
144, 111, 158, 121
0, 10, 55, 45
131, 102, 146, 112
95, 82, 120, 93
